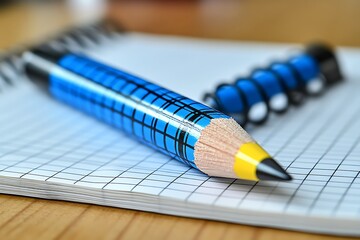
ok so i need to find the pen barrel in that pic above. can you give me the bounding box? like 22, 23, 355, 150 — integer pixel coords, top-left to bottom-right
24, 52, 229, 169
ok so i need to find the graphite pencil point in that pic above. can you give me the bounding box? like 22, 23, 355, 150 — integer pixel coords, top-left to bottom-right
194, 118, 292, 181
256, 158, 292, 181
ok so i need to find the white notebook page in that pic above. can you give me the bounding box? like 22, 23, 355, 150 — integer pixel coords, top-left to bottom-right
0, 34, 359, 235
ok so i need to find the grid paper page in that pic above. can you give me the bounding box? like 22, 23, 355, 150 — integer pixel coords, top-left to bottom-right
0, 37, 360, 235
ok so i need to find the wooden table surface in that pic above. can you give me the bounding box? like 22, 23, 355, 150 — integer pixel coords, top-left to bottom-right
0, 1, 359, 240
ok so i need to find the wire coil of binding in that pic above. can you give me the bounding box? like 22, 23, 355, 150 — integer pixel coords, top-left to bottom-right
0, 20, 122, 91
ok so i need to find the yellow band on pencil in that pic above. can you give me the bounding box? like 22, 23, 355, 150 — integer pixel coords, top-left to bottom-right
233, 142, 270, 181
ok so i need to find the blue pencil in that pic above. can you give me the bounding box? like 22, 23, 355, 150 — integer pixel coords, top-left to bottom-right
22, 47, 291, 181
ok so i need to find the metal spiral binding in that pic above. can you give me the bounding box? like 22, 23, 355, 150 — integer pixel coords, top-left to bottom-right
0, 20, 123, 92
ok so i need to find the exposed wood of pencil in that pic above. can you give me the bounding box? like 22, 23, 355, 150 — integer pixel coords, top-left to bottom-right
195, 118, 253, 178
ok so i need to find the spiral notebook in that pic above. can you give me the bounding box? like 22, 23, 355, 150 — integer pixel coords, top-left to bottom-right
1, 23, 360, 236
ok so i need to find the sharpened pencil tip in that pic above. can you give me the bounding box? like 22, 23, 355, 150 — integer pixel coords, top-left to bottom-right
256, 158, 292, 181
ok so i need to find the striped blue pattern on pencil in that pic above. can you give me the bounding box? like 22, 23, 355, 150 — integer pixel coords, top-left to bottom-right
49, 54, 229, 168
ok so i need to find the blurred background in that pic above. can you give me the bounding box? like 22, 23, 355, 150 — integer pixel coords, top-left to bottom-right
1, 0, 360, 51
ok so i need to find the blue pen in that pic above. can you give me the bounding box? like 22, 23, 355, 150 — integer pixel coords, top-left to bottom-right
205, 43, 342, 125
22, 46, 292, 181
